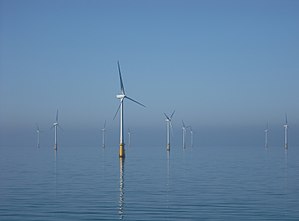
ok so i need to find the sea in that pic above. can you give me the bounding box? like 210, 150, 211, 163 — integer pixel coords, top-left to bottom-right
0, 143, 299, 220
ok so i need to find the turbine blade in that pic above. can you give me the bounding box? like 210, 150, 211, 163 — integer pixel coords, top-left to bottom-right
58, 124, 64, 131
113, 102, 121, 120
170, 110, 175, 119
126, 96, 146, 108
118, 61, 125, 94
170, 121, 174, 137
56, 109, 59, 122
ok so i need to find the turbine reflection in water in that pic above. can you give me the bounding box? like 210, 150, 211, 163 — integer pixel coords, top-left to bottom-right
284, 149, 288, 180
166, 151, 170, 211
54, 149, 58, 198
119, 157, 125, 219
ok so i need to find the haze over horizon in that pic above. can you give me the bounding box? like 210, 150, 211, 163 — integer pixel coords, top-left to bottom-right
1, 0, 299, 146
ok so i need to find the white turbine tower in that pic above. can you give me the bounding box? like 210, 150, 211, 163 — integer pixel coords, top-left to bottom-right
283, 114, 288, 149
52, 109, 60, 150
264, 122, 269, 148
102, 120, 106, 148
164, 111, 175, 151
36, 123, 41, 148
114, 61, 145, 158
128, 129, 131, 147
189, 126, 193, 148
182, 121, 187, 149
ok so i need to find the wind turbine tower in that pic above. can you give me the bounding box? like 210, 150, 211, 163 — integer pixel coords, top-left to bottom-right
115, 61, 145, 158
164, 111, 175, 151
102, 120, 106, 148
128, 129, 131, 147
264, 122, 268, 148
52, 109, 60, 150
36, 124, 41, 148
284, 114, 288, 149
182, 121, 187, 149
189, 126, 193, 148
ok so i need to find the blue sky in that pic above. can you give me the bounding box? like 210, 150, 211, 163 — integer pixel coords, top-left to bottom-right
1, 0, 299, 146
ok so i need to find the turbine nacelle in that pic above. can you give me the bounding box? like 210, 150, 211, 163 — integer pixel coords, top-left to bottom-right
116, 94, 126, 99
164, 111, 175, 122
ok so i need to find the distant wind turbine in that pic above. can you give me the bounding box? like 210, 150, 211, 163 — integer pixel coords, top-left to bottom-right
36, 123, 41, 148
114, 61, 145, 158
264, 122, 269, 148
189, 126, 193, 148
127, 129, 131, 147
182, 121, 188, 149
283, 114, 288, 149
52, 109, 61, 150
102, 120, 106, 148
164, 111, 175, 151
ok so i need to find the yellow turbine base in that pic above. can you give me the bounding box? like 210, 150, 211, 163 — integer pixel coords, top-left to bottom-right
119, 144, 125, 158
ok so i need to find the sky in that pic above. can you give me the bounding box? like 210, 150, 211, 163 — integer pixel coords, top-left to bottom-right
1, 0, 299, 147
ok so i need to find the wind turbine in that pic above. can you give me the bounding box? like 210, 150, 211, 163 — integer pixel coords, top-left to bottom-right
189, 126, 193, 148
264, 122, 269, 148
164, 111, 175, 151
127, 129, 131, 147
102, 120, 106, 148
283, 114, 288, 149
182, 121, 187, 149
52, 109, 60, 150
114, 61, 145, 158
36, 123, 41, 148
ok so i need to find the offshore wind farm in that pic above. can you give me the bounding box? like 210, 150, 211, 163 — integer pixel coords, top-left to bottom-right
1, 1, 299, 221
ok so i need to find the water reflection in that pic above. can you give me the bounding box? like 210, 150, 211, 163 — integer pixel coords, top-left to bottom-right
284, 149, 288, 166
54, 150, 57, 197
284, 149, 288, 182
166, 151, 170, 181
119, 157, 125, 219
166, 151, 170, 213
283, 148, 289, 213
101, 148, 106, 179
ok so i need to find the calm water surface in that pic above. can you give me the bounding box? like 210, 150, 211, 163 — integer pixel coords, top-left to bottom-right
0, 144, 298, 220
